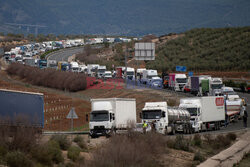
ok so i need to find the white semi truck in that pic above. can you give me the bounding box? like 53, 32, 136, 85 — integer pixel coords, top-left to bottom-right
169, 73, 187, 91
141, 102, 192, 135
70, 61, 79, 72
97, 66, 106, 78
89, 98, 136, 138
210, 77, 223, 96
141, 70, 158, 84
179, 96, 225, 132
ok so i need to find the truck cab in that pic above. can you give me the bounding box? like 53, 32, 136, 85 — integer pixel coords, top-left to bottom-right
70, 61, 79, 72
142, 70, 158, 84
179, 99, 201, 132
97, 66, 106, 78
141, 102, 191, 135
210, 78, 223, 96
126, 67, 135, 80
38, 59, 47, 69
89, 101, 115, 137
169, 73, 187, 91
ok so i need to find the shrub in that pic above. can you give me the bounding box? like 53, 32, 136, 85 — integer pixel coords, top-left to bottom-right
168, 135, 191, 152
74, 135, 87, 150
31, 144, 53, 166
212, 135, 231, 149
47, 140, 64, 164
90, 132, 167, 167
193, 134, 202, 147
193, 151, 205, 162
6, 63, 87, 92
226, 133, 237, 141
50, 135, 70, 150
6, 151, 33, 167
73, 135, 83, 143
67, 146, 81, 162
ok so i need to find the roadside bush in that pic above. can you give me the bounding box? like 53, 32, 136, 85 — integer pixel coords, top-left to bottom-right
193, 134, 202, 147
193, 151, 205, 162
90, 132, 167, 167
31, 144, 54, 166
73, 136, 87, 150
6, 151, 33, 167
50, 135, 70, 150
226, 133, 237, 141
212, 135, 231, 149
6, 63, 87, 92
167, 135, 191, 152
73, 135, 83, 143
67, 146, 81, 162
47, 140, 64, 164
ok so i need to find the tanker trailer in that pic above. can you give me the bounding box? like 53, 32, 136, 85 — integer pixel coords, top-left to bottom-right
140, 102, 193, 135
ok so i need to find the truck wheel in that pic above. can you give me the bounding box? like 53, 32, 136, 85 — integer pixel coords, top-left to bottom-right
183, 126, 187, 134
171, 125, 176, 135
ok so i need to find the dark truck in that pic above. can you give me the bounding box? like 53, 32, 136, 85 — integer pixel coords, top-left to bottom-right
191, 76, 210, 96
0, 89, 44, 128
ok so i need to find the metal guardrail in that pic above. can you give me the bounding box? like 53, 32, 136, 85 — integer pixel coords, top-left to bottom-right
43, 131, 89, 135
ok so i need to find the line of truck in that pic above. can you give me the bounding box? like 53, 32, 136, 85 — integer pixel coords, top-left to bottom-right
87, 95, 245, 138
0, 88, 246, 138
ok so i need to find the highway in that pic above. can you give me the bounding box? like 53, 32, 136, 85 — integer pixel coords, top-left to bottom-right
47, 47, 84, 62
44, 47, 250, 134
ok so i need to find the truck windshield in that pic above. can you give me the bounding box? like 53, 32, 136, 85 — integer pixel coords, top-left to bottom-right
176, 78, 187, 83
147, 75, 158, 79
90, 110, 109, 122
142, 110, 161, 119
186, 108, 198, 116
98, 69, 105, 73
211, 84, 223, 89
127, 72, 134, 76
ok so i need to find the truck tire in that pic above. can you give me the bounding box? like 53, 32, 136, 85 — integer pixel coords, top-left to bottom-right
171, 125, 176, 135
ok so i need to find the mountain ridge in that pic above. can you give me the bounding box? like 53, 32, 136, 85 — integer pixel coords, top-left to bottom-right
0, 0, 250, 36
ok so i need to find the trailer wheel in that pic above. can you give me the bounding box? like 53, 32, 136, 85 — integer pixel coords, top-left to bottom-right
183, 126, 187, 134
171, 125, 176, 135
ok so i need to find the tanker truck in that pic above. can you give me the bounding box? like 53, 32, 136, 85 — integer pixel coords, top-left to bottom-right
140, 102, 193, 135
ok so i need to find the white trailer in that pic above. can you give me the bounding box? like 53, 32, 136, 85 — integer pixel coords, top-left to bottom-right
179, 96, 225, 132
141, 102, 192, 135
89, 98, 136, 137
141, 70, 158, 84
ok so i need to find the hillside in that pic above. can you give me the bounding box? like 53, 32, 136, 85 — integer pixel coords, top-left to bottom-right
146, 27, 250, 71
0, 0, 250, 35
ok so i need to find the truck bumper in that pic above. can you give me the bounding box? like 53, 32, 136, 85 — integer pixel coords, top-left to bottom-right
90, 128, 111, 137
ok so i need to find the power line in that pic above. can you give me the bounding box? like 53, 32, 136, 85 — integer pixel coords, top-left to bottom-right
5, 23, 47, 37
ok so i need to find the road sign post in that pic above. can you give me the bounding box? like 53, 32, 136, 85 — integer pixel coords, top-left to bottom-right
66, 107, 78, 132
135, 42, 155, 60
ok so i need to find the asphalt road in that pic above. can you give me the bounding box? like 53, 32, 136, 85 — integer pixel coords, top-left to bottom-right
47, 47, 84, 62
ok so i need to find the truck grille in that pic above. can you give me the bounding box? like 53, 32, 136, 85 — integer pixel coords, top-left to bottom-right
94, 126, 105, 130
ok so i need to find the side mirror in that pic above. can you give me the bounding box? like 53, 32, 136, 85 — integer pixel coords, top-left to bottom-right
110, 113, 112, 122
112, 113, 115, 120
85, 114, 89, 122
139, 112, 142, 119
162, 112, 166, 118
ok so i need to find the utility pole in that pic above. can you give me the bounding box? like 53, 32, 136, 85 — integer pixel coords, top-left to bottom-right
125, 47, 128, 88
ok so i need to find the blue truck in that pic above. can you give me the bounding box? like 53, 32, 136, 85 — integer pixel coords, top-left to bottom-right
38, 59, 47, 69
0, 89, 44, 128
